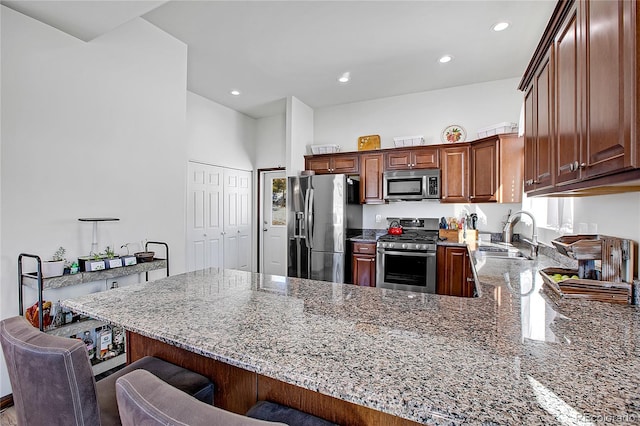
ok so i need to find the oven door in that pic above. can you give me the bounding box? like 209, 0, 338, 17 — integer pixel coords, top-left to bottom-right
376, 248, 436, 293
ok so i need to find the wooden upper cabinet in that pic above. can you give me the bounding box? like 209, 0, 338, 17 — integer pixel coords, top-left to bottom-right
384, 147, 439, 170
470, 139, 499, 202
520, 0, 640, 195
440, 145, 469, 203
523, 85, 537, 193
359, 153, 384, 204
305, 153, 359, 174
470, 134, 524, 203
534, 53, 555, 191
555, 4, 581, 186
582, 0, 636, 178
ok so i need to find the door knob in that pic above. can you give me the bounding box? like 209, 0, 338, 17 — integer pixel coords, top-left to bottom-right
263, 228, 268, 231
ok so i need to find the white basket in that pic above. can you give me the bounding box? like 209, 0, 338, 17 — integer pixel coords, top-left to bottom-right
310, 144, 340, 154
393, 135, 424, 147
477, 122, 518, 138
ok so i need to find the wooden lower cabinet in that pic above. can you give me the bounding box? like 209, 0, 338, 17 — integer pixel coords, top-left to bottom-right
352, 242, 376, 286
436, 245, 475, 297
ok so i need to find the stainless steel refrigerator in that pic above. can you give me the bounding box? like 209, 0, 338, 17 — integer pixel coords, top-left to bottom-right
287, 174, 362, 283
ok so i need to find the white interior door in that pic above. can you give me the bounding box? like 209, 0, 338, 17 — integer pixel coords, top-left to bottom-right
260, 170, 287, 276
223, 168, 252, 271
186, 162, 223, 272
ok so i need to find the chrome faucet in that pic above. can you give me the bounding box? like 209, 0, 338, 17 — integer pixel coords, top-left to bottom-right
503, 210, 538, 257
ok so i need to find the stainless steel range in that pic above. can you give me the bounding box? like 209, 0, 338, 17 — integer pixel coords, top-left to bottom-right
376, 217, 439, 293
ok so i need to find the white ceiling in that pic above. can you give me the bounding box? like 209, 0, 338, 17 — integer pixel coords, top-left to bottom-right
2, 0, 557, 119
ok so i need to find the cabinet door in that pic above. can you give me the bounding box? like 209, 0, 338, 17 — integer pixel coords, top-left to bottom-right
412, 147, 439, 169
436, 246, 474, 297
384, 150, 413, 170
523, 85, 537, 193
440, 145, 469, 203
306, 157, 332, 174
582, 0, 635, 178
332, 154, 360, 174
359, 153, 384, 204
470, 139, 498, 202
555, 5, 581, 186
534, 54, 554, 190
352, 255, 376, 287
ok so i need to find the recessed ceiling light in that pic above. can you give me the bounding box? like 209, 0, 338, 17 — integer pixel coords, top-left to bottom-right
230, 90, 241, 96
338, 72, 350, 84
492, 22, 510, 32
438, 55, 453, 64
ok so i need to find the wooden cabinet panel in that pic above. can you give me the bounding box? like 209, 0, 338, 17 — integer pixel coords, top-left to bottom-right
555, 5, 581, 186
352, 242, 376, 287
305, 157, 332, 174
385, 151, 413, 170
436, 246, 474, 298
497, 134, 524, 203
305, 153, 359, 174
412, 147, 439, 169
582, 0, 635, 178
470, 139, 498, 202
534, 54, 555, 190
352, 255, 376, 287
360, 153, 384, 204
440, 145, 469, 203
332, 154, 359, 174
523, 85, 537, 193
384, 147, 438, 170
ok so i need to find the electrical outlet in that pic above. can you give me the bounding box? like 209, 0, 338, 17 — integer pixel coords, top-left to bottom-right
375, 214, 382, 223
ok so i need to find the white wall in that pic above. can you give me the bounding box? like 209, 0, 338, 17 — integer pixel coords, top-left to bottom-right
1, 6, 188, 397
362, 202, 518, 232
187, 91, 255, 170
314, 78, 524, 229
255, 114, 286, 170
286, 96, 314, 175
314, 78, 522, 151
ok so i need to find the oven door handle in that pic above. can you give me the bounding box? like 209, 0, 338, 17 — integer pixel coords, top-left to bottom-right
377, 250, 435, 257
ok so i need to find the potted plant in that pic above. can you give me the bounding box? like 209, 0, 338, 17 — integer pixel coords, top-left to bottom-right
42, 247, 66, 278
103, 246, 123, 269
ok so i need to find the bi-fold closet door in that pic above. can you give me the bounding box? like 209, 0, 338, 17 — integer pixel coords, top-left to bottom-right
186, 161, 252, 273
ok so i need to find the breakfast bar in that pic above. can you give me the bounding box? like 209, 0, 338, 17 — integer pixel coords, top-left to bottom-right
62, 257, 640, 425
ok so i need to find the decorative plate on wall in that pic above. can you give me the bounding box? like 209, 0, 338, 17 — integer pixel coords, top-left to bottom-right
441, 125, 466, 143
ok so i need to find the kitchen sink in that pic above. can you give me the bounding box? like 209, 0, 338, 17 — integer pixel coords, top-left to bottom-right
477, 245, 529, 259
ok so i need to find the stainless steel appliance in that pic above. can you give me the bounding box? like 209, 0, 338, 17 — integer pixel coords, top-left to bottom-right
376, 217, 439, 293
287, 174, 362, 283
383, 169, 440, 201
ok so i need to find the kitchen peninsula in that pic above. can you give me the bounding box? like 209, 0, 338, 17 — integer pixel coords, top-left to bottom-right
62, 258, 640, 425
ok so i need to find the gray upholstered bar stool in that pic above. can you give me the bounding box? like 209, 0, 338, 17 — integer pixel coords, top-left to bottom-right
116, 369, 339, 426
0, 316, 213, 426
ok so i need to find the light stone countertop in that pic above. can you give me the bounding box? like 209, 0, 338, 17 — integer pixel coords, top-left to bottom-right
62, 255, 640, 425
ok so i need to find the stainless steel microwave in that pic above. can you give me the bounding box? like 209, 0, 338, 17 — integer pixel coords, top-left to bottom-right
383, 169, 440, 201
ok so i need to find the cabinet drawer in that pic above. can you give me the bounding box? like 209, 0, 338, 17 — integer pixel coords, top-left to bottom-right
352, 242, 376, 254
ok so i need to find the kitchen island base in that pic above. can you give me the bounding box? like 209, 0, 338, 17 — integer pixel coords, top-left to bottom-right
126, 331, 421, 426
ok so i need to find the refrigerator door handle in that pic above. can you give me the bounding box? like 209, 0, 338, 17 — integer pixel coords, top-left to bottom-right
305, 188, 314, 249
